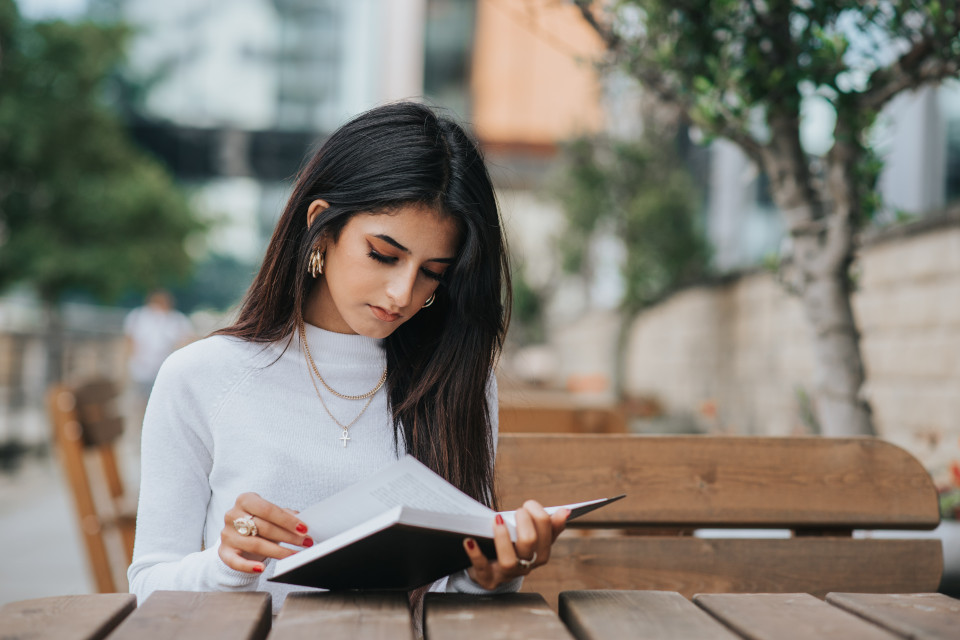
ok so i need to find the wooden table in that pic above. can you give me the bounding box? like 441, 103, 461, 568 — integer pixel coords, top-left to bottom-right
2, 590, 958, 639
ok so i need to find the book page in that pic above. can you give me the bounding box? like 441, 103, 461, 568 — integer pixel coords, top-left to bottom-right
298, 456, 495, 542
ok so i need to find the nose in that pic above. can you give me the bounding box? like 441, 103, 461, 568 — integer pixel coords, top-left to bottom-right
385, 267, 418, 310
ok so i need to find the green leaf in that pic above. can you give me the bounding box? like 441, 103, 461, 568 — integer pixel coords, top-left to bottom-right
0, 1, 205, 304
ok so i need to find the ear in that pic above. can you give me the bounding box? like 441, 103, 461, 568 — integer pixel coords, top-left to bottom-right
306, 199, 330, 230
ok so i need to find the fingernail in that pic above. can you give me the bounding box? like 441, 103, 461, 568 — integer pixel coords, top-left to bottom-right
253, 565, 264, 573
563, 509, 572, 520
303, 537, 314, 548
495, 514, 504, 526
296, 523, 308, 534
466, 538, 476, 551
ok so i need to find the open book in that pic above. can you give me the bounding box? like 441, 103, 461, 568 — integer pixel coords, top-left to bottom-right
269, 455, 624, 591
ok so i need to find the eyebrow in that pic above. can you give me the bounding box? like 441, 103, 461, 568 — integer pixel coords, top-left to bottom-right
373, 234, 455, 263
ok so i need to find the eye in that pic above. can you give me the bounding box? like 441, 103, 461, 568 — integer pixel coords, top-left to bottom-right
421, 268, 443, 282
367, 250, 397, 264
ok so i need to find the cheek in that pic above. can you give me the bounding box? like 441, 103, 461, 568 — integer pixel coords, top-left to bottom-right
330, 271, 362, 303
328, 253, 378, 300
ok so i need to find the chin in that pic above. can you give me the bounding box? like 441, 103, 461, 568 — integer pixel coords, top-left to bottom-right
352, 319, 403, 340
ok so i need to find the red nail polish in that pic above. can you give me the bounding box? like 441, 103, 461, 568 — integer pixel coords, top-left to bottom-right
296, 523, 308, 534
495, 514, 504, 526
253, 565, 264, 573
303, 537, 314, 548
466, 539, 476, 550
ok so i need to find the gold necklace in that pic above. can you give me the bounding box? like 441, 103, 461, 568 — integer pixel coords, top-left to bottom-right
298, 319, 387, 399
298, 318, 388, 447
304, 360, 376, 448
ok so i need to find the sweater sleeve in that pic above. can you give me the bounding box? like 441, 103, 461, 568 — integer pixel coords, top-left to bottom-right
438, 373, 523, 595
127, 341, 260, 602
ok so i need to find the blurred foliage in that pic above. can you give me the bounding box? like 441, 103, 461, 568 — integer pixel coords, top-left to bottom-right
942, 486, 960, 520
941, 458, 960, 520
583, 0, 960, 227
509, 263, 546, 345
0, 0, 204, 306
555, 134, 711, 313
794, 386, 821, 435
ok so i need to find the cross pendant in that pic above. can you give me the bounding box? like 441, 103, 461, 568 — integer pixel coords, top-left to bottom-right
340, 429, 351, 448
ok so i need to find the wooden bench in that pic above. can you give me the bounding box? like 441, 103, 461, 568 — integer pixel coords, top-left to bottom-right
494, 434, 943, 610
498, 405, 628, 433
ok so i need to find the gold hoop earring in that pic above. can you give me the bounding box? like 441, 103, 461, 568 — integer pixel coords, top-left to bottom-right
308, 249, 324, 278
422, 293, 436, 308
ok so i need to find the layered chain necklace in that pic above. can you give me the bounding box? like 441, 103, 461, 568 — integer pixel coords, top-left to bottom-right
298, 319, 387, 448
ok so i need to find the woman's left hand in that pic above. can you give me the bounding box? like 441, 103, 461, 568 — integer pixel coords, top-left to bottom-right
462, 500, 569, 590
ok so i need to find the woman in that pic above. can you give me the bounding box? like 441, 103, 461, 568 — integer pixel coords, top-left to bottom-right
127, 102, 568, 609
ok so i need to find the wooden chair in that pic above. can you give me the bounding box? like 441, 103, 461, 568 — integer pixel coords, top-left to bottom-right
47, 378, 136, 593
495, 434, 943, 610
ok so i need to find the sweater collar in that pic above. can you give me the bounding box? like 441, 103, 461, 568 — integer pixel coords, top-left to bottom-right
299, 321, 386, 365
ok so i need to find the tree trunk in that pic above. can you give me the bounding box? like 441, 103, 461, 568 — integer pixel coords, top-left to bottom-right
800, 271, 873, 436
612, 307, 633, 400
763, 118, 876, 437
802, 130, 875, 437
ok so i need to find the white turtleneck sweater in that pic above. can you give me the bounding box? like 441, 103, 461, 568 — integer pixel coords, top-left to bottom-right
127, 323, 516, 609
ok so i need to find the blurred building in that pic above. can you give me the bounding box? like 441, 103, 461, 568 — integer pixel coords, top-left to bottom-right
466, 0, 618, 392
104, 0, 430, 266
9, 0, 957, 433
117, 0, 616, 334
471, 0, 604, 148
112, 0, 617, 391
110, 0, 608, 268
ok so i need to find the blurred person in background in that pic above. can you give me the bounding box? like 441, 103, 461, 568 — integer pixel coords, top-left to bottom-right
124, 289, 195, 416
127, 102, 568, 613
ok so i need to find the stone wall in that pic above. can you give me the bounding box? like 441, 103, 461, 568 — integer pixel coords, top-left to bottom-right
624, 216, 960, 478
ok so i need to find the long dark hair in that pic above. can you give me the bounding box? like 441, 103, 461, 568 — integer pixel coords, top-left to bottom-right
217, 102, 510, 507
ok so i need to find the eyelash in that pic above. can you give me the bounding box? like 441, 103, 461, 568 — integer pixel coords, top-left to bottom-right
367, 250, 444, 282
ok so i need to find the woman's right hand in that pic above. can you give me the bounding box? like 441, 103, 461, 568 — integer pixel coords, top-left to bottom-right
219, 492, 313, 573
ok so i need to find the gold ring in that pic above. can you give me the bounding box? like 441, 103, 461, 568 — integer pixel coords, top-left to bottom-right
233, 515, 258, 537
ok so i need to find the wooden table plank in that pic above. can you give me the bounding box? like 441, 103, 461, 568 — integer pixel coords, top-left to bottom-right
268, 592, 413, 640
0, 594, 136, 640
826, 593, 960, 640
107, 591, 270, 640
694, 593, 901, 640
425, 593, 574, 640
559, 590, 740, 640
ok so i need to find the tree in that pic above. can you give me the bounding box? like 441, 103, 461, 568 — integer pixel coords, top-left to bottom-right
576, 0, 960, 436
554, 132, 711, 394
557, 135, 710, 314
0, 0, 203, 382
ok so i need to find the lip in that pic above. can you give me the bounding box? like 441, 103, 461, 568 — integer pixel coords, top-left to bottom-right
369, 305, 402, 323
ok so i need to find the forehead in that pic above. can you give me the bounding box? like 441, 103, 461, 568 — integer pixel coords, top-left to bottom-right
348, 204, 461, 254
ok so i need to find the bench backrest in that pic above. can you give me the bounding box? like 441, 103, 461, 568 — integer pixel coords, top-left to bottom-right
499, 406, 628, 434
494, 434, 943, 608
